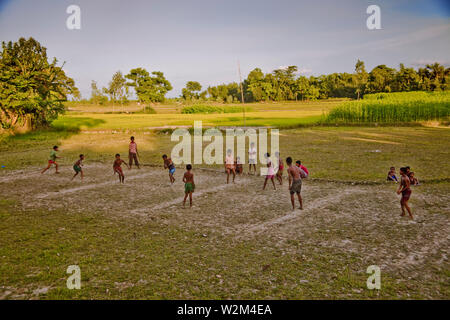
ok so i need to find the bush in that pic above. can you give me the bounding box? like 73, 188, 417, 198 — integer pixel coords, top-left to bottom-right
136, 106, 157, 114
181, 104, 252, 114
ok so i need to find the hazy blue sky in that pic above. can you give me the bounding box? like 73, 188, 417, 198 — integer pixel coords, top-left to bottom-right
1, 0, 449, 98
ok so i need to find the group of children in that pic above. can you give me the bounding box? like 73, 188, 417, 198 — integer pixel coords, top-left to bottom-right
40, 137, 416, 216
387, 166, 419, 185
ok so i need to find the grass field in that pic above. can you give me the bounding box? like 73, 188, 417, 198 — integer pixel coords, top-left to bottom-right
0, 99, 449, 299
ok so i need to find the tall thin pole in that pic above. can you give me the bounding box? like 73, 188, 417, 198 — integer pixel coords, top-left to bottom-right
238, 60, 245, 127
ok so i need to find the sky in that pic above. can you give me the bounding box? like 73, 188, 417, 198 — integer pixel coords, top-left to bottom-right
0, 0, 449, 99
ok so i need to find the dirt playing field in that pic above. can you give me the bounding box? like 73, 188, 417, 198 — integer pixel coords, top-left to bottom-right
0, 163, 448, 299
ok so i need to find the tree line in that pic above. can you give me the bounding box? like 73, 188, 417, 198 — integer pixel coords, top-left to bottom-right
181, 61, 450, 103
1, 37, 449, 131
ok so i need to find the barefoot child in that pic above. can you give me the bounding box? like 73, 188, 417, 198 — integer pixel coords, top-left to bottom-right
128, 136, 140, 169
397, 167, 413, 219
162, 154, 176, 184
71, 154, 85, 181
225, 149, 236, 184
41, 146, 61, 174
183, 164, 195, 208
275, 152, 284, 185
113, 153, 129, 183
287, 157, 303, 210
262, 153, 276, 190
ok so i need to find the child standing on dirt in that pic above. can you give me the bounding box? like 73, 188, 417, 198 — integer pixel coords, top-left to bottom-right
275, 152, 284, 185
183, 164, 195, 208
262, 153, 276, 190
225, 149, 236, 184
235, 156, 243, 175
287, 157, 303, 210
128, 136, 140, 169
397, 167, 413, 219
41, 146, 61, 174
71, 154, 85, 181
248, 142, 257, 174
162, 154, 176, 184
113, 153, 129, 183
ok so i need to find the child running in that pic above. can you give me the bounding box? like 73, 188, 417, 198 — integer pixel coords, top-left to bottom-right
262, 153, 276, 190
113, 153, 129, 183
182, 164, 195, 208
162, 154, 176, 184
71, 154, 85, 181
287, 157, 303, 210
397, 167, 413, 219
128, 136, 140, 169
225, 149, 236, 184
41, 146, 61, 174
275, 152, 284, 185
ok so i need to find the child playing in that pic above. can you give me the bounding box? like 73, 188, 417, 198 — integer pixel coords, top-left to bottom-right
387, 166, 398, 182
262, 153, 276, 190
235, 156, 243, 175
409, 172, 419, 185
295, 160, 309, 178
248, 142, 257, 174
162, 154, 176, 184
275, 152, 284, 185
225, 149, 236, 184
113, 153, 129, 183
128, 136, 140, 169
41, 146, 61, 174
287, 157, 303, 210
397, 167, 413, 219
183, 164, 195, 208
71, 154, 85, 181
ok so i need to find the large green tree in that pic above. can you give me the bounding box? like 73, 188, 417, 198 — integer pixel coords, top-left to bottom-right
0, 37, 78, 129
125, 68, 172, 103
182, 81, 202, 100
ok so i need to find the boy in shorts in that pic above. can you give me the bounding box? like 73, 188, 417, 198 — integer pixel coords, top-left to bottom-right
275, 152, 284, 185
183, 164, 195, 208
113, 153, 129, 183
71, 154, 85, 181
41, 146, 61, 174
225, 149, 236, 184
262, 153, 276, 190
287, 157, 303, 210
397, 167, 413, 219
163, 154, 176, 184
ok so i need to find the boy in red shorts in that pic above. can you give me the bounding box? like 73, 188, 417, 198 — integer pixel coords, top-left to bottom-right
41, 146, 61, 174
113, 153, 129, 183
